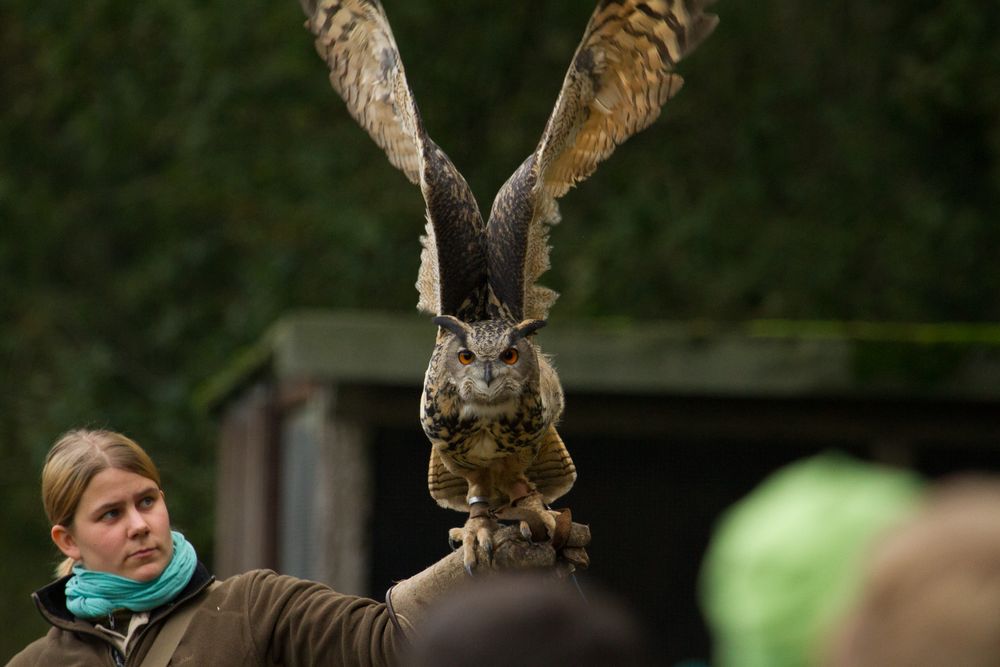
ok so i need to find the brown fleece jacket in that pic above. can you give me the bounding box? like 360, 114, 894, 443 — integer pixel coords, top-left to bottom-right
8, 562, 406, 666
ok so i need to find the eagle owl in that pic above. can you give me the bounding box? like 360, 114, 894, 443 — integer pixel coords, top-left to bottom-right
300, 0, 717, 568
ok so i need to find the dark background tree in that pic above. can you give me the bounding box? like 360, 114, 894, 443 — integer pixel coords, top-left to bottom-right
2, 0, 997, 658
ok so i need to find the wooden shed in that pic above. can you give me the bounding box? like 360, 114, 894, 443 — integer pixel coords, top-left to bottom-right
203, 310, 1000, 661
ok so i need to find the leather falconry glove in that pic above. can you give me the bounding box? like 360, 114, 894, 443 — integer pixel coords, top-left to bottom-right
386, 513, 590, 632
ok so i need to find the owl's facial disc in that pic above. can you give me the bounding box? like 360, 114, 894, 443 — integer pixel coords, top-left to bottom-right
460, 364, 521, 407
439, 317, 535, 408
459, 376, 520, 418
458, 348, 526, 409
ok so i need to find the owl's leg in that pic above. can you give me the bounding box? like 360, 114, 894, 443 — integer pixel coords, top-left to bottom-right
449, 498, 498, 575
449, 472, 499, 574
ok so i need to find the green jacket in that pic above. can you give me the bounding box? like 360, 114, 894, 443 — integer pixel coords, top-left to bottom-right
8, 562, 406, 666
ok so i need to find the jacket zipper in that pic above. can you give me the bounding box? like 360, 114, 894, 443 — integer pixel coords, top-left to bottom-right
106, 612, 126, 667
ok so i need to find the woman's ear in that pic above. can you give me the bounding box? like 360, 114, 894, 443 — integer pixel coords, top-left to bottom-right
51, 524, 81, 561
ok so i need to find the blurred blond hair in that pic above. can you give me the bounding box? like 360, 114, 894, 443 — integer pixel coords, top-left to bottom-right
825, 476, 1000, 667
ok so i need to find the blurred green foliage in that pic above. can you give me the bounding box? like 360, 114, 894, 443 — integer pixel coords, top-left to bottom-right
1, 0, 997, 657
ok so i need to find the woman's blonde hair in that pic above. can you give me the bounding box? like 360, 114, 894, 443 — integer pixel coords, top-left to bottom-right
42, 429, 162, 578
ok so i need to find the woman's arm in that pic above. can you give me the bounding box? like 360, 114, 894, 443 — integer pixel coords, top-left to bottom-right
244, 520, 590, 665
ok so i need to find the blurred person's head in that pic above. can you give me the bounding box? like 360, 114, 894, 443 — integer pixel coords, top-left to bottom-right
402, 573, 652, 667
699, 452, 923, 667
825, 476, 1000, 667
42, 429, 171, 581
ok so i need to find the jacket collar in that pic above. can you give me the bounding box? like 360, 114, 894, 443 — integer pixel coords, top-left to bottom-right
32, 561, 215, 633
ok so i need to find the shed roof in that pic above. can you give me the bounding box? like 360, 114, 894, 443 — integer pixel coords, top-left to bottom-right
198, 310, 1000, 412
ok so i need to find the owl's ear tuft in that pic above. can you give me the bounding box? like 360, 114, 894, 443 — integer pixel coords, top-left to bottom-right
511, 319, 547, 342
433, 315, 472, 344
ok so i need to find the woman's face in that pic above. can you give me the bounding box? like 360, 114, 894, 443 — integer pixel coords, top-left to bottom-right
51, 468, 173, 581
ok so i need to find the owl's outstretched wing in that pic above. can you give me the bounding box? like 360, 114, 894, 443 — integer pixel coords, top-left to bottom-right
485, 0, 718, 321
302, 0, 487, 319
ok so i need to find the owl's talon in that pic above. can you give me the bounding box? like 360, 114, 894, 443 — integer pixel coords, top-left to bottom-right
495, 490, 560, 542
484, 539, 494, 562
477, 525, 495, 564
519, 521, 534, 542
452, 511, 499, 573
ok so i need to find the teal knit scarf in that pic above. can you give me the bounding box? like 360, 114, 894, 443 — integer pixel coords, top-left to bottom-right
65, 530, 196, 618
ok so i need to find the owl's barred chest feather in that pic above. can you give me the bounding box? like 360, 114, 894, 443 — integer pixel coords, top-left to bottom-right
421, 379, 550, 469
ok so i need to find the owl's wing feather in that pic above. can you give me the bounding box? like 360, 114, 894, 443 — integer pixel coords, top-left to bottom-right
486, 0, 718, 320
427, 448, 472, 511
535, 0, 718, 199
303, 0, 487, 319
526, 426, 577, 504
301, 0, 423, 183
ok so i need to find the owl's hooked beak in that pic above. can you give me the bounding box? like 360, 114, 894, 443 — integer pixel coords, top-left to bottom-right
482, 362, 494, 386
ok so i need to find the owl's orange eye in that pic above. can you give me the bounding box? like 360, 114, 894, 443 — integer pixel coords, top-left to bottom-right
458, 350, 475, 365
500, 348, 519, 365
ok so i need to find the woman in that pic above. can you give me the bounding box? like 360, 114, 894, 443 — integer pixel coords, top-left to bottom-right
10, 429, 587, 666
